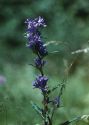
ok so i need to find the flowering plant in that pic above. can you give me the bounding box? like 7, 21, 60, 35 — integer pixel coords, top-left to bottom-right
25, 16, 89, 125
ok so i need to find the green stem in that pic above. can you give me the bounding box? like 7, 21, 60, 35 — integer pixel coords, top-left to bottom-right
37, 54, 52, 125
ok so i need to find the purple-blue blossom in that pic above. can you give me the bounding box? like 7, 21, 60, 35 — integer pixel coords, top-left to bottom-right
33, 75, 48, 91
0, 75, 6, 84
25, 16, 48, 57
34, 57, 46, 68
26, 33, 42, 49
34, 16, 47, 27
39, 45, 48, 57
25, 16, 46, 29
53, 96, 60, 107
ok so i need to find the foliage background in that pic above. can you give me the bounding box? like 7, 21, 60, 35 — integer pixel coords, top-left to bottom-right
0, 0, 89, 125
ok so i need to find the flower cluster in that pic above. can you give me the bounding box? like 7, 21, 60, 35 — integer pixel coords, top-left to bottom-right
25, 16, 48, 57
33, 75, 48, 92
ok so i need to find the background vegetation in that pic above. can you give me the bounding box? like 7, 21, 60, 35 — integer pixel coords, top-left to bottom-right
0, 0, 89, 124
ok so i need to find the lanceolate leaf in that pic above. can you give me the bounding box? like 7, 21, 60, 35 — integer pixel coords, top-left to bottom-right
30, 101, 44, 119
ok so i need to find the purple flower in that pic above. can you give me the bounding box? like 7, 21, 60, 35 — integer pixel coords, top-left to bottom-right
27, 32, 41, 42
53, 96, 60, 107
39, 45, 48, 56
34, 16, 47, 27
25, 16, 48, 57
33, 75, 48, 90
26, 33, 42, 48
0, 75, 6, 84
25, 16, 46, 29
34, 57, 46, 68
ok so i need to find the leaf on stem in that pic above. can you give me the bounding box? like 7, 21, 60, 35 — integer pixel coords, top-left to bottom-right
30, 101, 44, 119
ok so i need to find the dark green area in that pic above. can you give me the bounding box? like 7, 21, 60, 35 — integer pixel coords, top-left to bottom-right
0, 0, 89, 125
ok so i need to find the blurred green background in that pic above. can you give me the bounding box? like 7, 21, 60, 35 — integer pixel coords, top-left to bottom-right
0, 0, 89, 125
